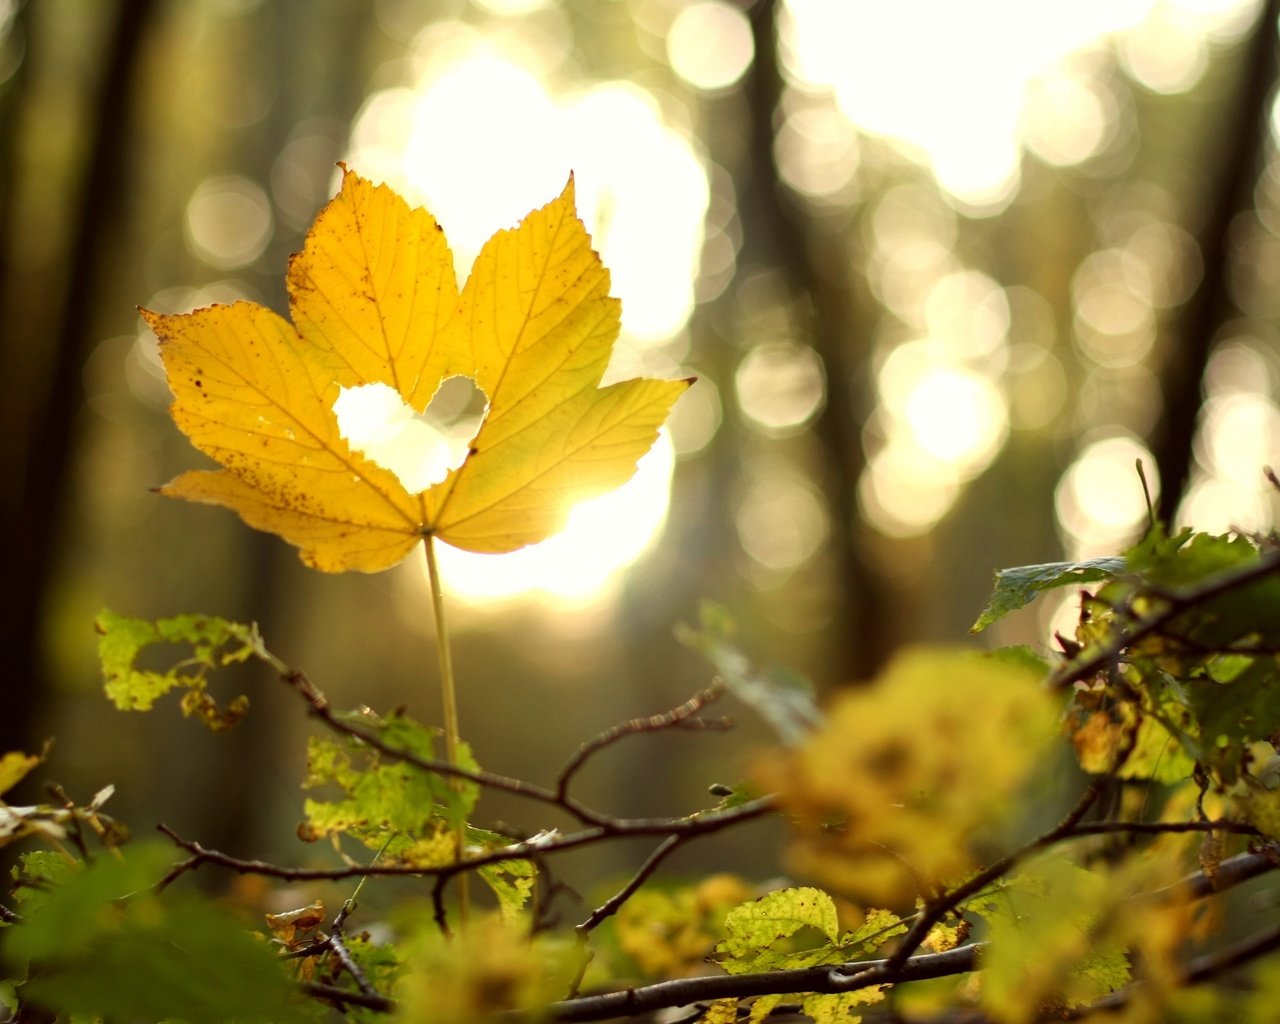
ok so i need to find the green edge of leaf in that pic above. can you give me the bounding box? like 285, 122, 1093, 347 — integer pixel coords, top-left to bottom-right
970, 557, 1125, 633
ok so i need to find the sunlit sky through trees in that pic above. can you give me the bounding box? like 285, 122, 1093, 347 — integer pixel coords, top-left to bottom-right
121, 0, 1280, 628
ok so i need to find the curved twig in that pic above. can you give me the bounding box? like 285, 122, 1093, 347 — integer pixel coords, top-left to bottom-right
155, 798, 776, 887
283, 669, 611, 827
575, 834, 687, 935
557, 683, 730, 801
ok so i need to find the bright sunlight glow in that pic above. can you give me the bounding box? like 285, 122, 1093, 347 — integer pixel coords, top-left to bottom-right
344, 25, 706, 604
334, 381, 479, 492
434, 432, 677, 602
779, 0, 1249, 211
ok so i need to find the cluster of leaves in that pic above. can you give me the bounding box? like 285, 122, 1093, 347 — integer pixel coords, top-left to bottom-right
5, 173, 1280, 1023
6, 522, 1280, 1022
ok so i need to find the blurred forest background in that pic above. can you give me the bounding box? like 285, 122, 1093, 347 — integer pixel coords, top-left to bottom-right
3, 0, 1280, 893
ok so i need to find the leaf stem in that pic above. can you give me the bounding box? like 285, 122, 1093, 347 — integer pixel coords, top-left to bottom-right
423, 533, 469, 924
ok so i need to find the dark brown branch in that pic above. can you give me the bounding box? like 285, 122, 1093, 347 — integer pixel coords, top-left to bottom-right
545, 944, 979, 1022
299, 980, 395, 1013
432, 875, 451, 936
557, 683, 729, 801
575, 834, 686, 935
880, 782, 1102, 975
1068, 819, 1260, 838
156, 830, 1280, 1022
545, 839, 1280, 1022
861, 919, 1280, 1024
155, 798, 775, 886
1184, 919, 1280, 984
1156, 845, 1280, 902
326, 916, 376, 998
1148, 0, 1280, 521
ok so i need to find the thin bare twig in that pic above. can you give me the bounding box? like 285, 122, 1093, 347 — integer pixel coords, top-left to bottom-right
557, 683, 730, 801
283, 670, 611, 827
326, 920, 376, 998
299, 980, 395, 1013
575, 834, 687, 935
432, 875, 451, 937
156, 797, 775, 887
879, 782, 1102, 976
560, 686, 732, 803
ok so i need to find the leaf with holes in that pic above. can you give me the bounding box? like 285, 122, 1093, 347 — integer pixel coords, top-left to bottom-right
144, 167, 691, 572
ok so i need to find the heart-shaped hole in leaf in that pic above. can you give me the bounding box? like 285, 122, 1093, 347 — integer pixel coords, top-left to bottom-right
334, 376, 488, 492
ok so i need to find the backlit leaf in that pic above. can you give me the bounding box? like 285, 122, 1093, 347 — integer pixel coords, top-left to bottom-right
719, 887, 839, 959
971, 557, 1125, 633
147, 169, 690, 571
716, 889, 903, 976
477, 856, 536, 922
0, 751, 41, 798
95, 610, 274, 731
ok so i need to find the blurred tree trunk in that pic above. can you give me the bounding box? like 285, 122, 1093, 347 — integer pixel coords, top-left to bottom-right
741, 0, 891, 681
0, 1, 31, 330
1150, 0, 1279, 522
0, 0, 157, 764
198, 0, 379, 856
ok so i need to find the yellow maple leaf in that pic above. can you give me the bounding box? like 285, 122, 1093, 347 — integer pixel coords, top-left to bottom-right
144, 168, 691, 572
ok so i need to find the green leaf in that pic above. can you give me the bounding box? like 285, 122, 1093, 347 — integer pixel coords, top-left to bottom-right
839, 907, 908, 952
9, 851, 78, 915
1121, 713, 1197, 784
4, 842, 314, 1023
300, 712, 480, 859
748, 994, 784, 1022
318, 933, 405, 1024
678, 603, 821, 744
95, 610, 279, 731
1127, 529, 1251, 584
975, 855, 1130, 1018
477, 855, 536, 922
802, 988, 887, 1023
716, 887, 870, 974
1188, 658, 1280, 783
971, 558, 1125, 633
981, 645, 1050, 677
720, 887, 839, 956
702, 998, 740, 1024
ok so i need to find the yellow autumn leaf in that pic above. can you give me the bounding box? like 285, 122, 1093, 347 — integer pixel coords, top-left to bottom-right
761, 649, 1061, 903
145, 167, 691, 572
0, 749, 42, 798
